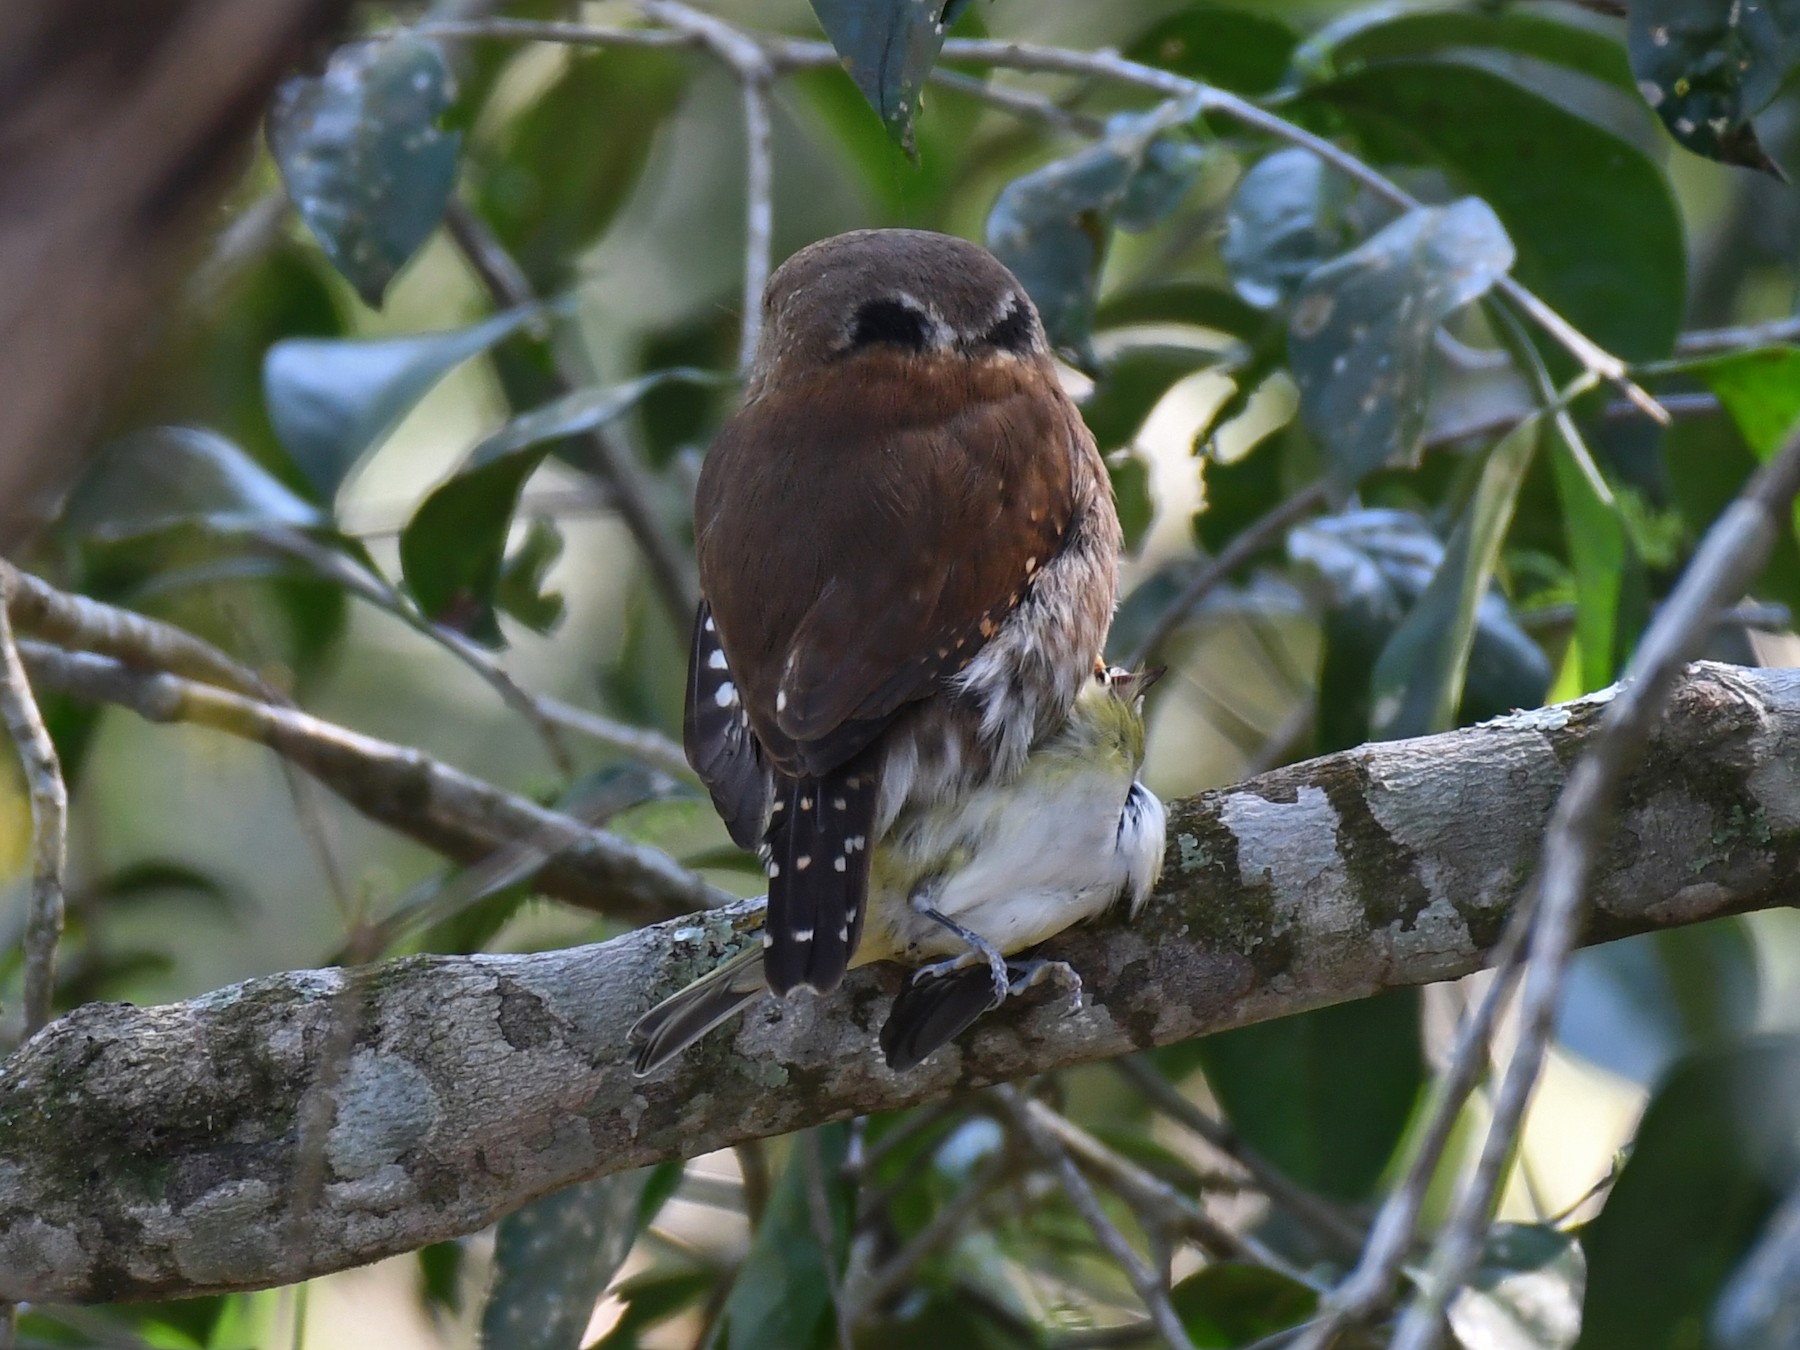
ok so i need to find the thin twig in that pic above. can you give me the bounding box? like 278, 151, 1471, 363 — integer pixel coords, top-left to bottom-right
995, 1085, 1200, 1350
252, 525, 579, 775
1127, 482, 1329, 669
1114, 1057, 1364, 1258
801, 1131, 853, 1350
738, 75, 774, 371
1676, 315, 1800, 355
272, 528, 692, 777
930, 38, 1663, 421
735, 1140, 771, 1227
18, 643, 729, 924
1388, 416, 1800, 1350
0, 591, 66, 1037
849, 1146, 1009, 1321
1293, 923, 1532, 1350
441, 200, 698, 628
1013, 1093, 1322, 1286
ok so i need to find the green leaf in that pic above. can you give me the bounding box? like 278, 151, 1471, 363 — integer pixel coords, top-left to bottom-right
1195, 989, 1425, 1203
1288, 198, 1514, 494
1559, 919, 1761, 1086
1125, 7, 1299, 94
1083, 344, 1224, 450
264, 304, 549, 501
495, 518, 566, 635
1578, 1038, 1800, 1350
268, 36, 461, 306
807, 0, 970, 154
987, 107, 1207, 361
1695, 345, 1800, 456
1627, 0, 1800, 172
1550, 424, 1627, 694
479, 1164, 673, 1350
418, 1241, 464, 1317
1171, 1263, 1318, 1345
1222, 148, 1357, 309
399, 370, 708, 643
1324, 7, 1637, 93
592, 1269, 718, 1349
1451, 1224, 1584, 1350
1714, 1185, 1800, 1350
472, 48, 688, 293
1369, 413, 1541, 740
717, 1126, 852, 1350
60, 427, 323, 541
1291, 508, 1550, 750
1095, 281, 1268, 339
1108, 450, 1155, 554
1306, 58, 1687, 360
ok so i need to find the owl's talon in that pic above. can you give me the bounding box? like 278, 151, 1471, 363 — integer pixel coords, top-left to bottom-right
1006, 958, 1083, 1014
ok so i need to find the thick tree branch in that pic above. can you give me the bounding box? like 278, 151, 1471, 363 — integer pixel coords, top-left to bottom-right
2, 662, 1797, 1302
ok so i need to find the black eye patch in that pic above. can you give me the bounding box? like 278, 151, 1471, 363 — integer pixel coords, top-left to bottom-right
849, 298, 935, 351
977, 296, 1037, 354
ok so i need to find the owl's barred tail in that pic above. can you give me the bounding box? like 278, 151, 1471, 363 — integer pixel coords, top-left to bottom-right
763, 756, 878, 996
629, 946, 767, 1076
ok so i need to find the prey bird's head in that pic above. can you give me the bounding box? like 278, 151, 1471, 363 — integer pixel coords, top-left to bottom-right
1071, 665, 1162, 770
746, 229, 1049, 398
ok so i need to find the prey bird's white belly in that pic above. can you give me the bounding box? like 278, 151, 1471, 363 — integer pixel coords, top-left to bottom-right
860, 762, 1165, 966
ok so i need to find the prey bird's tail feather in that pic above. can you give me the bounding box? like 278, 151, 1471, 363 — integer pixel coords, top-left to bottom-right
880, 964, 1003, 1072
629, 946, 767, 1076
763, 754, 877, 995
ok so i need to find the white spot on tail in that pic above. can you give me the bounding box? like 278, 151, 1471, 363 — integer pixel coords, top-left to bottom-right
796, 855, 812, 871
708, 649, 728, 670
834, 856, 846, 872
714, 682, 738, 708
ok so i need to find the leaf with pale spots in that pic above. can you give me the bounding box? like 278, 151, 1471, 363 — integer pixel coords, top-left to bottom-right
268, 35, 462, 306
988, 110, 1210, 362
479, 1161, 680, 1350
1288, 197, 1514, 496
808, 0, 973, 155
1627, 0, 1800, 175
1221, 147, 1359, 310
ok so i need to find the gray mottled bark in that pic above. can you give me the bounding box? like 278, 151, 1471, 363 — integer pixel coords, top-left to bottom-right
5, 662, 1799, 1304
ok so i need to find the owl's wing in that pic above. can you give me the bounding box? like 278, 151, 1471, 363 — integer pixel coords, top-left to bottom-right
682, 601, 771, 851
697, 360, 1083, 778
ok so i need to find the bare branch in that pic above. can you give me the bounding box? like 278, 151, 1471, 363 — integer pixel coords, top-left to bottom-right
18, 643, 730, 925
0, 602, 66, 1037
3, 560, 272, 701
3, 662, 1798, 1301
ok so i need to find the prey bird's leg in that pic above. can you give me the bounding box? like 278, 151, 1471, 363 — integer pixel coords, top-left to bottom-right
908, 879, 1010, 1010
1006, 957, 1084, 1016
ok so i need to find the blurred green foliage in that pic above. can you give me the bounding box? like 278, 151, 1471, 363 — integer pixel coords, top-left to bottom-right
15, 0, 1800, 1347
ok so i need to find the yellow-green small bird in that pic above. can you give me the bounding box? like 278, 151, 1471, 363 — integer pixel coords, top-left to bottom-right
630, 666, 1166, 1074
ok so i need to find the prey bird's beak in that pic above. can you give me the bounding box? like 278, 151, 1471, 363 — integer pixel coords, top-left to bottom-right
1123, 665, 1166, 697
